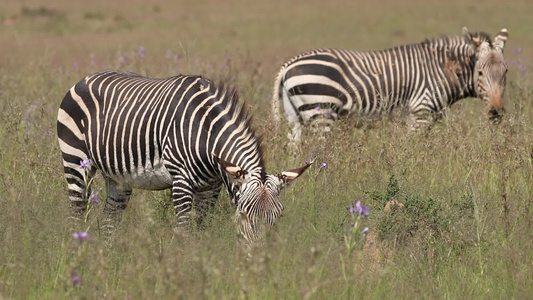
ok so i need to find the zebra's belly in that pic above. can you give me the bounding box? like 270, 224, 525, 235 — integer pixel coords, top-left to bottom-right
113, 159, 173, 190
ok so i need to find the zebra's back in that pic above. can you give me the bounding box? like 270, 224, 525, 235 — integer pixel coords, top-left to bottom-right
278, 46, 428, 117
58, 71, 218, 190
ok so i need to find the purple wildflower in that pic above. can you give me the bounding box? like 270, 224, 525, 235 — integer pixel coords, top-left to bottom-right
356, 201, 370, 219
304, 160, 309, 165
324, 108, 334, 118
72, 232, 90, 241
71, 275, 83, 286
89, 192, 99, 204
519, 65, 527, 73
320, 162, 327, 169
45, 129, 53, 135
349, 203, 357, 216
72, 62, 79, 70
139, 46, 146, 59
80, 159, 91, 170
349, 201, 370, 219
315, 106, 321, 111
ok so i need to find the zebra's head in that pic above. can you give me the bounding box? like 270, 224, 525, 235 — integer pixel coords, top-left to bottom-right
215, 156, 311, 243
464, 27, 508, 121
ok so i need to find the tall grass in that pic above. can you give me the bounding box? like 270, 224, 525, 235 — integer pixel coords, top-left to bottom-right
1, 0, 532, 299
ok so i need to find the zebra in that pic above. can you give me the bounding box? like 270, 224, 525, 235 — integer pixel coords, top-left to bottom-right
57, 70, 311, 243
271, 27, 509, 144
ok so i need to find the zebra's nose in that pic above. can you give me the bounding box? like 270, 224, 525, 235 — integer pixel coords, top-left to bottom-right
489, 94, 504, 110
488, 107, 504, 123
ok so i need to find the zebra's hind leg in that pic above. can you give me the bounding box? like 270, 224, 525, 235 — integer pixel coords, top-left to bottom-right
283, 92, 303, 152
172, 174, 195, 232
286, 119, 305, 156
309, 117, 334, 144
100, 178, 132, 243
194, 185, 223, 229
60, 152, 96, 229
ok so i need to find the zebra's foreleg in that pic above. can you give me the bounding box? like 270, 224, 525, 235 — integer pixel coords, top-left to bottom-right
194, 185, 222, 228
408, 93, 437, 131
172, 174, 195, 230
100, 178, 132, 240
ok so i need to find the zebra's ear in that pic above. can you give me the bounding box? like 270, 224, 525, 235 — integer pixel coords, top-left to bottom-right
214, 155, 250, 185
493, 28, 508, 52
463, 27, 483, 51
278, 162, 312, 186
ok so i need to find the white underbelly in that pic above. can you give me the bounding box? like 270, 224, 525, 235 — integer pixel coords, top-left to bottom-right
123, 159, 173, 190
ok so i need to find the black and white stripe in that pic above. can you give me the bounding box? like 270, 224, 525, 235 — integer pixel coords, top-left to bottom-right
272, 27, 508, 143
57, 70, 310, 242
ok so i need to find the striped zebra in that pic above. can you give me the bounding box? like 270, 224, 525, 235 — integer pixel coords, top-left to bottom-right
57, 70, 311, 243
271, 27, 509, 144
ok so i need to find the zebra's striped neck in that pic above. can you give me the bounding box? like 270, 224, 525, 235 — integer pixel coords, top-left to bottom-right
422, 42, 478, 102
203, 86, 266, 197
210, 86, 264, 168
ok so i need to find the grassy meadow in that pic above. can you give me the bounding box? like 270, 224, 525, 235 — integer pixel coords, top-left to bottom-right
1, 0, 532, 298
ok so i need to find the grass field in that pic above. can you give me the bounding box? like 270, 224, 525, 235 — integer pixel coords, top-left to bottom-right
1, 0, 532, 299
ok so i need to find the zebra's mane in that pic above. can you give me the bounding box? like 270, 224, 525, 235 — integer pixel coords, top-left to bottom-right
421, 31, 492, 47
216, 83, 266, 177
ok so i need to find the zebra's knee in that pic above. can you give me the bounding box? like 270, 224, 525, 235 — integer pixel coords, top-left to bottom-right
174, 202, 193, 228
102, 180, 131, 225
194, 192, 219, 227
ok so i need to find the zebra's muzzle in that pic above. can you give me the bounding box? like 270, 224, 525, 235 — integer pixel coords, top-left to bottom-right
488, 107, 504, 123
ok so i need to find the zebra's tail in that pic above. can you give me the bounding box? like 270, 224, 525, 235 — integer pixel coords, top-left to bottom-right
271, 67, 284, 135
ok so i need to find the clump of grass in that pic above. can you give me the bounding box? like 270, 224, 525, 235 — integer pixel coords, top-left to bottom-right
371, 175, 450, 247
